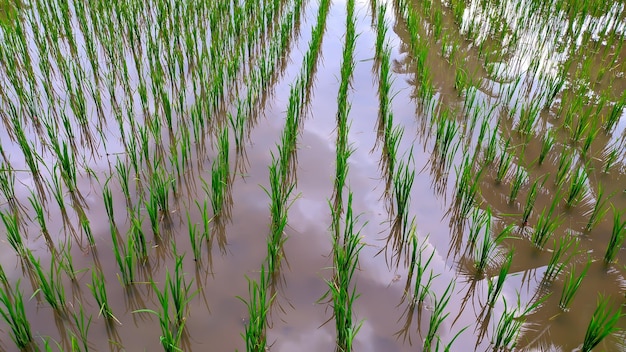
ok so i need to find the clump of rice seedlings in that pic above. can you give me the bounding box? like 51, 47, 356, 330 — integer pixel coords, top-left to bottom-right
27, 250, 66, 311
169, 255, 196, 327
211, 127, 230, 217
129, 210, 148, 263
390, 152, 415, 252
134, 268, 188, 352
238, 266, 273, 351
455, 156, 485, 219
423, 281, 455, 351
555, 149, 573, 188
495, 141, 513, 184
522, 179, 542, 225
565, 167, 589, 207
187, 211, 202, 261
603, 147, 619, 174
586, 184, 610, 231
323, 192, 365, 351
0, 280, 34, 349
604, 208, 626, 264
0, 210, 27, 257
559, 260, 591, 310
543, 235, 578, 284
374, 4, 387, 61
581, 294, 623, 352
531, 196, 562, 249
59, 240, 79, 281
405, 230, 437, 304
492, 295, 546, 350
486, 249, 513, 307
70, 303, 92, 352
433, 111, 460, 171
88, 268, 117, 322
508, 166, 526, 204
475, 221, 512, 275
538, 130, 555, 165
79, 214, 95, 248
604, 93, 625, 132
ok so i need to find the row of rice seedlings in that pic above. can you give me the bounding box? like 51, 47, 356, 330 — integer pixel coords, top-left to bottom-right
603, 208, 626, 264
324, 193, 365, 351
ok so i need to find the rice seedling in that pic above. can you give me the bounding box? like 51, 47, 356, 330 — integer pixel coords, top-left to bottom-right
565, 167, 589, 208
423, 281, 455, 351
522, 179, 542, 225
509, 166, 526, 204
582, 294, 623, 352
604, 208, 626, 264
0, 210, 27, 257
27, 250, 66, 311
603, 147, 619, 174
475, 221, 512, 275
238, 266, 273, 352
211, 127, 230, 216
495, 142, 513, 184
492, 295, 547, 350
0, 280, 33, 350
543, 235, 578, 284
169, 254, 196, 327
486, 249, 513, 307
70, 302, 92, 352
88, 268, 116, 321
134, 270, 186, 352
559, 259, 591, 310
406, 231, 437, 304
531, 196, 562, 249
555, 149, 573, 188
538, 130, 555, 165
586, 184, 610, 231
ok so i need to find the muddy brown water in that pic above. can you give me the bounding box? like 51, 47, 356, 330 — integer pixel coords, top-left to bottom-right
0, 0, 625, 351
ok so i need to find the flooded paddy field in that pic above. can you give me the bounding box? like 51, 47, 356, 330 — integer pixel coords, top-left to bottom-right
0, 0, 625, 351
